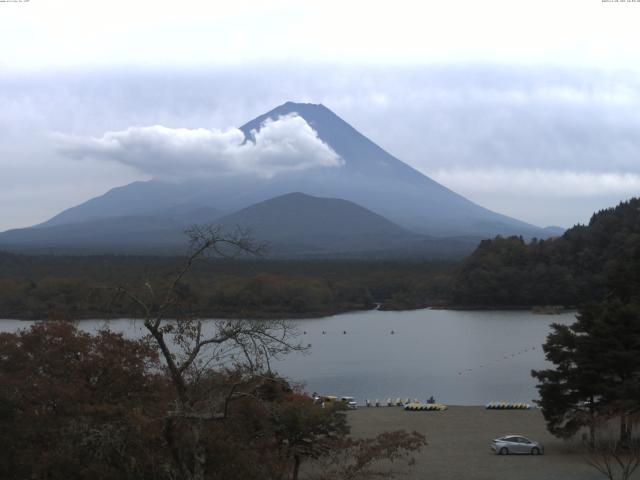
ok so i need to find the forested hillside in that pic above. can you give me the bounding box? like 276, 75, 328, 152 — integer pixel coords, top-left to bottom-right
5, 198, 638, 318
0, 253, 453, 319
451, 198, 640, 307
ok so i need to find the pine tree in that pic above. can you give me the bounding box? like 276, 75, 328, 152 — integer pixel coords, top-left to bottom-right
533, 298, 640, 444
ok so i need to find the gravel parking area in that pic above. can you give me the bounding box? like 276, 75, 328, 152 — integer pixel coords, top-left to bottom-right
346, 406, 608, 480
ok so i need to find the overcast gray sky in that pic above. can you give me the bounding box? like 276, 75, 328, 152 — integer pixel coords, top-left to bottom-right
1, 0, 640, 231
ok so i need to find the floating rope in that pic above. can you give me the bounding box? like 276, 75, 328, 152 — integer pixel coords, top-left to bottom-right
457, 346, 538, 376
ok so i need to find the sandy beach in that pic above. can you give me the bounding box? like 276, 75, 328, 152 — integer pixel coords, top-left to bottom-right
346, 406, 607, 480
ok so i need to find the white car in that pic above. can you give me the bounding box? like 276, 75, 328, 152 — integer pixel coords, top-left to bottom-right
340, 396, 358, 409
490, 435, 544, 455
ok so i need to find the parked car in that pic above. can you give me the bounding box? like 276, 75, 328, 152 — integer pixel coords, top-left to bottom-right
490, 435, 544, 455
340, 396, 358, 409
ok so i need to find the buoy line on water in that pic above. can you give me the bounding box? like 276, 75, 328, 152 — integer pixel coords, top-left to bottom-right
456, 345, 539, 377
302, 330, 544, 386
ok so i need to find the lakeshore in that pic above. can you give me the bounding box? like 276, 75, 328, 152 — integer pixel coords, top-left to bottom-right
345, 406, 602, 480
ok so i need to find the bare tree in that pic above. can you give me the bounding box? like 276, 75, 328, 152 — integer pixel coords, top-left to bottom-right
584, 415, 640, 480
111, 225, 306, 480
305, 430, 426, 480
585, 440, 640, 480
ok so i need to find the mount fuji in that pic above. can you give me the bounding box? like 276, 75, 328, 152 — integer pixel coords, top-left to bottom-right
0, 102, 559, 257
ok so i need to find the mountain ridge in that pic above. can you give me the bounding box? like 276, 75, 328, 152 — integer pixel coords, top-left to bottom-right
215, 191, 418, 254
0, 192, 481, 258
2, 101, 560, 256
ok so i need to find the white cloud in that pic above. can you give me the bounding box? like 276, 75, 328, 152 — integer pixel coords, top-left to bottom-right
54, 114, 343, 179
428, 168, 640, 198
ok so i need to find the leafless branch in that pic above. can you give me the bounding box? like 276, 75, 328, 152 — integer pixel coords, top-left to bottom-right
101, 224, 303, 480
584, 433, 640, 480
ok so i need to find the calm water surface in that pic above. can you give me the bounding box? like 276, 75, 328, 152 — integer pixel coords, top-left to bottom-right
1, 309, 575, 405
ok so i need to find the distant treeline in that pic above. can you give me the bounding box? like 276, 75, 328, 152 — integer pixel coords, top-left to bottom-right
450, 198, 640, 308
0, 254, 455, 320
4, 198, 639, 319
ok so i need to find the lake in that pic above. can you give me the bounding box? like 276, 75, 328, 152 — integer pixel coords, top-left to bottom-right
0, 309, 575, 406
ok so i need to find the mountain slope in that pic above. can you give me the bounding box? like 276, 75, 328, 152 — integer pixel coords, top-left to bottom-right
6, 101, 554, 255
0, 216, 188, 253
215, 192, 417, 254
237, 102, 544, 237
0, 193, 481, 258
0, 206, 223, 254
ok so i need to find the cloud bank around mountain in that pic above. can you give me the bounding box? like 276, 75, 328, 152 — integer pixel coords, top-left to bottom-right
54, 114, 343, 179
428, 168, 640, 198
3, 65, 640, 230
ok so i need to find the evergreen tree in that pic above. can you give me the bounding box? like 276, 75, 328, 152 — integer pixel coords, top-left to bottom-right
533, 298, 640, 444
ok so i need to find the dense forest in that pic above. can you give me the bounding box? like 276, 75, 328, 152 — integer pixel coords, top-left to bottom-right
3, 197, 639, 319
0, 253, 454, 320
451, 198, 640, 307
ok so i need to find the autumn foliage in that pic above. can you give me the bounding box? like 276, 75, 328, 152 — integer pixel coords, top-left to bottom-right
0, 322, 424, 480
0, 322, 166, 479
